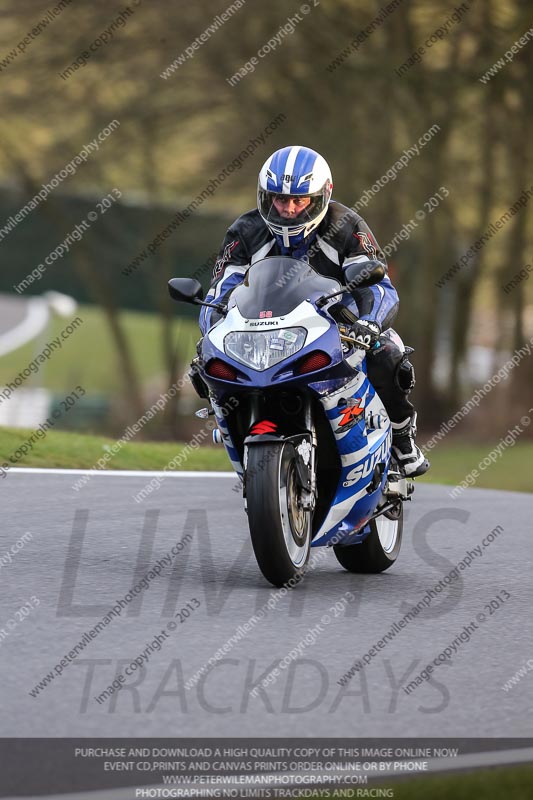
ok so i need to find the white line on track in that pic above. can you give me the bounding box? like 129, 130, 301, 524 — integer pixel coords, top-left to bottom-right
8, 468, 235, 477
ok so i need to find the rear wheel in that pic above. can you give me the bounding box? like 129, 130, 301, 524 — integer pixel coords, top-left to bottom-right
246, 442, 312, 587
333, 502, 403, 573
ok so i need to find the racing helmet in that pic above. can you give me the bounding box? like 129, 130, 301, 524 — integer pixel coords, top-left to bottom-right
258, 145, 333, 247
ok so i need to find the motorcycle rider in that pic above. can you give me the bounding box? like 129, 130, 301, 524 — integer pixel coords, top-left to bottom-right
199, 145, 429, 477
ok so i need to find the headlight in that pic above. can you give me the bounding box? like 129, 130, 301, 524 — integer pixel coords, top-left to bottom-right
224, 327, 307, 371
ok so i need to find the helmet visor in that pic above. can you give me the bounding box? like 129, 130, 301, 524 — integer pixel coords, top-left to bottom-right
258, 189, 329, 231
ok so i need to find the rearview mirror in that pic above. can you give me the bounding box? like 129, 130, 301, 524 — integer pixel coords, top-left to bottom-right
168, 278, 204, 304
344, 260, 385, 289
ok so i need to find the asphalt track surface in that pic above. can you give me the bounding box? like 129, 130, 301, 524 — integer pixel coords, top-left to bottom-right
1, 471, 532, 738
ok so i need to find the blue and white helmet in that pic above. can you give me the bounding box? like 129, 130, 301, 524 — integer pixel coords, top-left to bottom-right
258, 145, 333, 247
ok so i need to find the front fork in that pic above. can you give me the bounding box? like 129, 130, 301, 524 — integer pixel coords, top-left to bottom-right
300, 397, 317, 512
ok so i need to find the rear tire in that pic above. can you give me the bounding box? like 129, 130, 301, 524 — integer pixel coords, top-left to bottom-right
333, 502, 403, 573
246, 442, 312, 587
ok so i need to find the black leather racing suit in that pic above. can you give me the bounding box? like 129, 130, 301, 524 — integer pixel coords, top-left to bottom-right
199, 201, 415, 424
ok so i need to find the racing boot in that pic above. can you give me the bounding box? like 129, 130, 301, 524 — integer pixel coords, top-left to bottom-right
391, 413, 430, 477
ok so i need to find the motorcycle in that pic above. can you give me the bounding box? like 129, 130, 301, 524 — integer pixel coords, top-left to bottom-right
168, 256, 414, 587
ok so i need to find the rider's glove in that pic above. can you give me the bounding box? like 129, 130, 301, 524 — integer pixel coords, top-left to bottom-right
350, 319, 381, 349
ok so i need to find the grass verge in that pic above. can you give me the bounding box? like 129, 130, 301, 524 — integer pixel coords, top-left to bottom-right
0, 427, 532, 492
0, 427, 230, 472
0, 305, 199, 393
341, 764, 533, 800
416, 441, 533, 493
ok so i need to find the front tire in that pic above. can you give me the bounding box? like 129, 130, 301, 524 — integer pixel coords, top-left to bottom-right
333, 502, 403, 573
246, 442, 312, 587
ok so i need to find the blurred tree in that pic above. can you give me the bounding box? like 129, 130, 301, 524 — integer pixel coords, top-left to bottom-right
0, 0, 531, 433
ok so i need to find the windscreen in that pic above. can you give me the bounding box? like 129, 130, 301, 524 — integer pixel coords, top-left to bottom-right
231, 256, 341, 319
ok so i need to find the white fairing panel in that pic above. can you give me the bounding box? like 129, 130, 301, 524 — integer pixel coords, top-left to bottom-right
208, 300, 331, 357
313, 485, 371, 543
312, 372, 391, 542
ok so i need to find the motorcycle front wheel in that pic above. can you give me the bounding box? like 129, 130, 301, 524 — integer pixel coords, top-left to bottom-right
246, 442, 312, 587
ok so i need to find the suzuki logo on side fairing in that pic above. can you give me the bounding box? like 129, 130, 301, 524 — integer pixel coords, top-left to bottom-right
343, 431, 392, 487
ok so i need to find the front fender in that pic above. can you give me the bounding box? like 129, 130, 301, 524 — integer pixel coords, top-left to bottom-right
244, 432, 313, 493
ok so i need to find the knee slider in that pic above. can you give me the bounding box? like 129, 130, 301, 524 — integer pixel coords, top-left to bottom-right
395, 355, 416, 393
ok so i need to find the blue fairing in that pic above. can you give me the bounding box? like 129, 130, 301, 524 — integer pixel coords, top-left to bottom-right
198, 257, 393, 548
201, 315, 345, 390
309, 370, 392, 545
